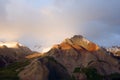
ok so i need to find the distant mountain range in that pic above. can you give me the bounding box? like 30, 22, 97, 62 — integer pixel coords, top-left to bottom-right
0, 35, 120, 80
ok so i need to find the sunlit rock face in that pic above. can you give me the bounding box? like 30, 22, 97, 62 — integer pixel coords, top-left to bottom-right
65, 35, 99, 51
25, 53, 42, 59
52, 35, 99, 52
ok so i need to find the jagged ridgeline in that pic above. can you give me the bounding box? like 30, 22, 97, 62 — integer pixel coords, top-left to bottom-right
1, 35, 120, 80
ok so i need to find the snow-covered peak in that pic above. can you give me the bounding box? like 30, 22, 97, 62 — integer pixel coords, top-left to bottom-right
107, 46, 120, 53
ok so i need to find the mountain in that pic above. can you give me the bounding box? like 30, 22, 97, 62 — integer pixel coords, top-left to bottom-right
1, 35, 120, 80
0, 42, 33, 67
107, 46, 120, 56
46, 35, 120, 74
19, 35, 120, 80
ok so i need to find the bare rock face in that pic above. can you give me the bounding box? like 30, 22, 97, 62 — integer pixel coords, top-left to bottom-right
46, 35, 120, 75
64, 35, 99, 51
19, 59, 49, 80
25, 53, 42, 59
0, 42, 32, 67
19, 57, 71, 80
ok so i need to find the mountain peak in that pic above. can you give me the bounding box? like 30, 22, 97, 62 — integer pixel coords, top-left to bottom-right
61, 35, 99, 51
71, 35, 84, 39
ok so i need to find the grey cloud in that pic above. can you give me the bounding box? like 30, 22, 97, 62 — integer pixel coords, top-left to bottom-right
0, 0, 9, 22
53, 0, 120, 46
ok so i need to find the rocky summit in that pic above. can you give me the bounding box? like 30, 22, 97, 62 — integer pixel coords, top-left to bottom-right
1, 35, 120, 80
64, 35, 99, 51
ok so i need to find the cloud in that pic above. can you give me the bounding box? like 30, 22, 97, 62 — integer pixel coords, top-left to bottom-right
0, 0, 120, 51
52, 0, 120, 46
0, 0, 9, 22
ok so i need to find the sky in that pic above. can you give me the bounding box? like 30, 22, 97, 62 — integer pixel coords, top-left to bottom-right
0, 0, 120, 51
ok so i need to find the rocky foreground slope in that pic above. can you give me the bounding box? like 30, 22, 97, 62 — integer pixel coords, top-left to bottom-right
18, 35, 120, 80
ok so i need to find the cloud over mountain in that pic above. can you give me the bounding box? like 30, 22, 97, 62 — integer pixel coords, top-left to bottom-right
0, 0, 120, 51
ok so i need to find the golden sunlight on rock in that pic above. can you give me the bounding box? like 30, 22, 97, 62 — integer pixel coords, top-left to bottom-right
78, 41, 100, 52
60, 43, 72, 50
59, 42, 83, 51
69, 35, 100, 52
87, 42, 100, 51
52, 35, 100, 52
26, 53, 42, 59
